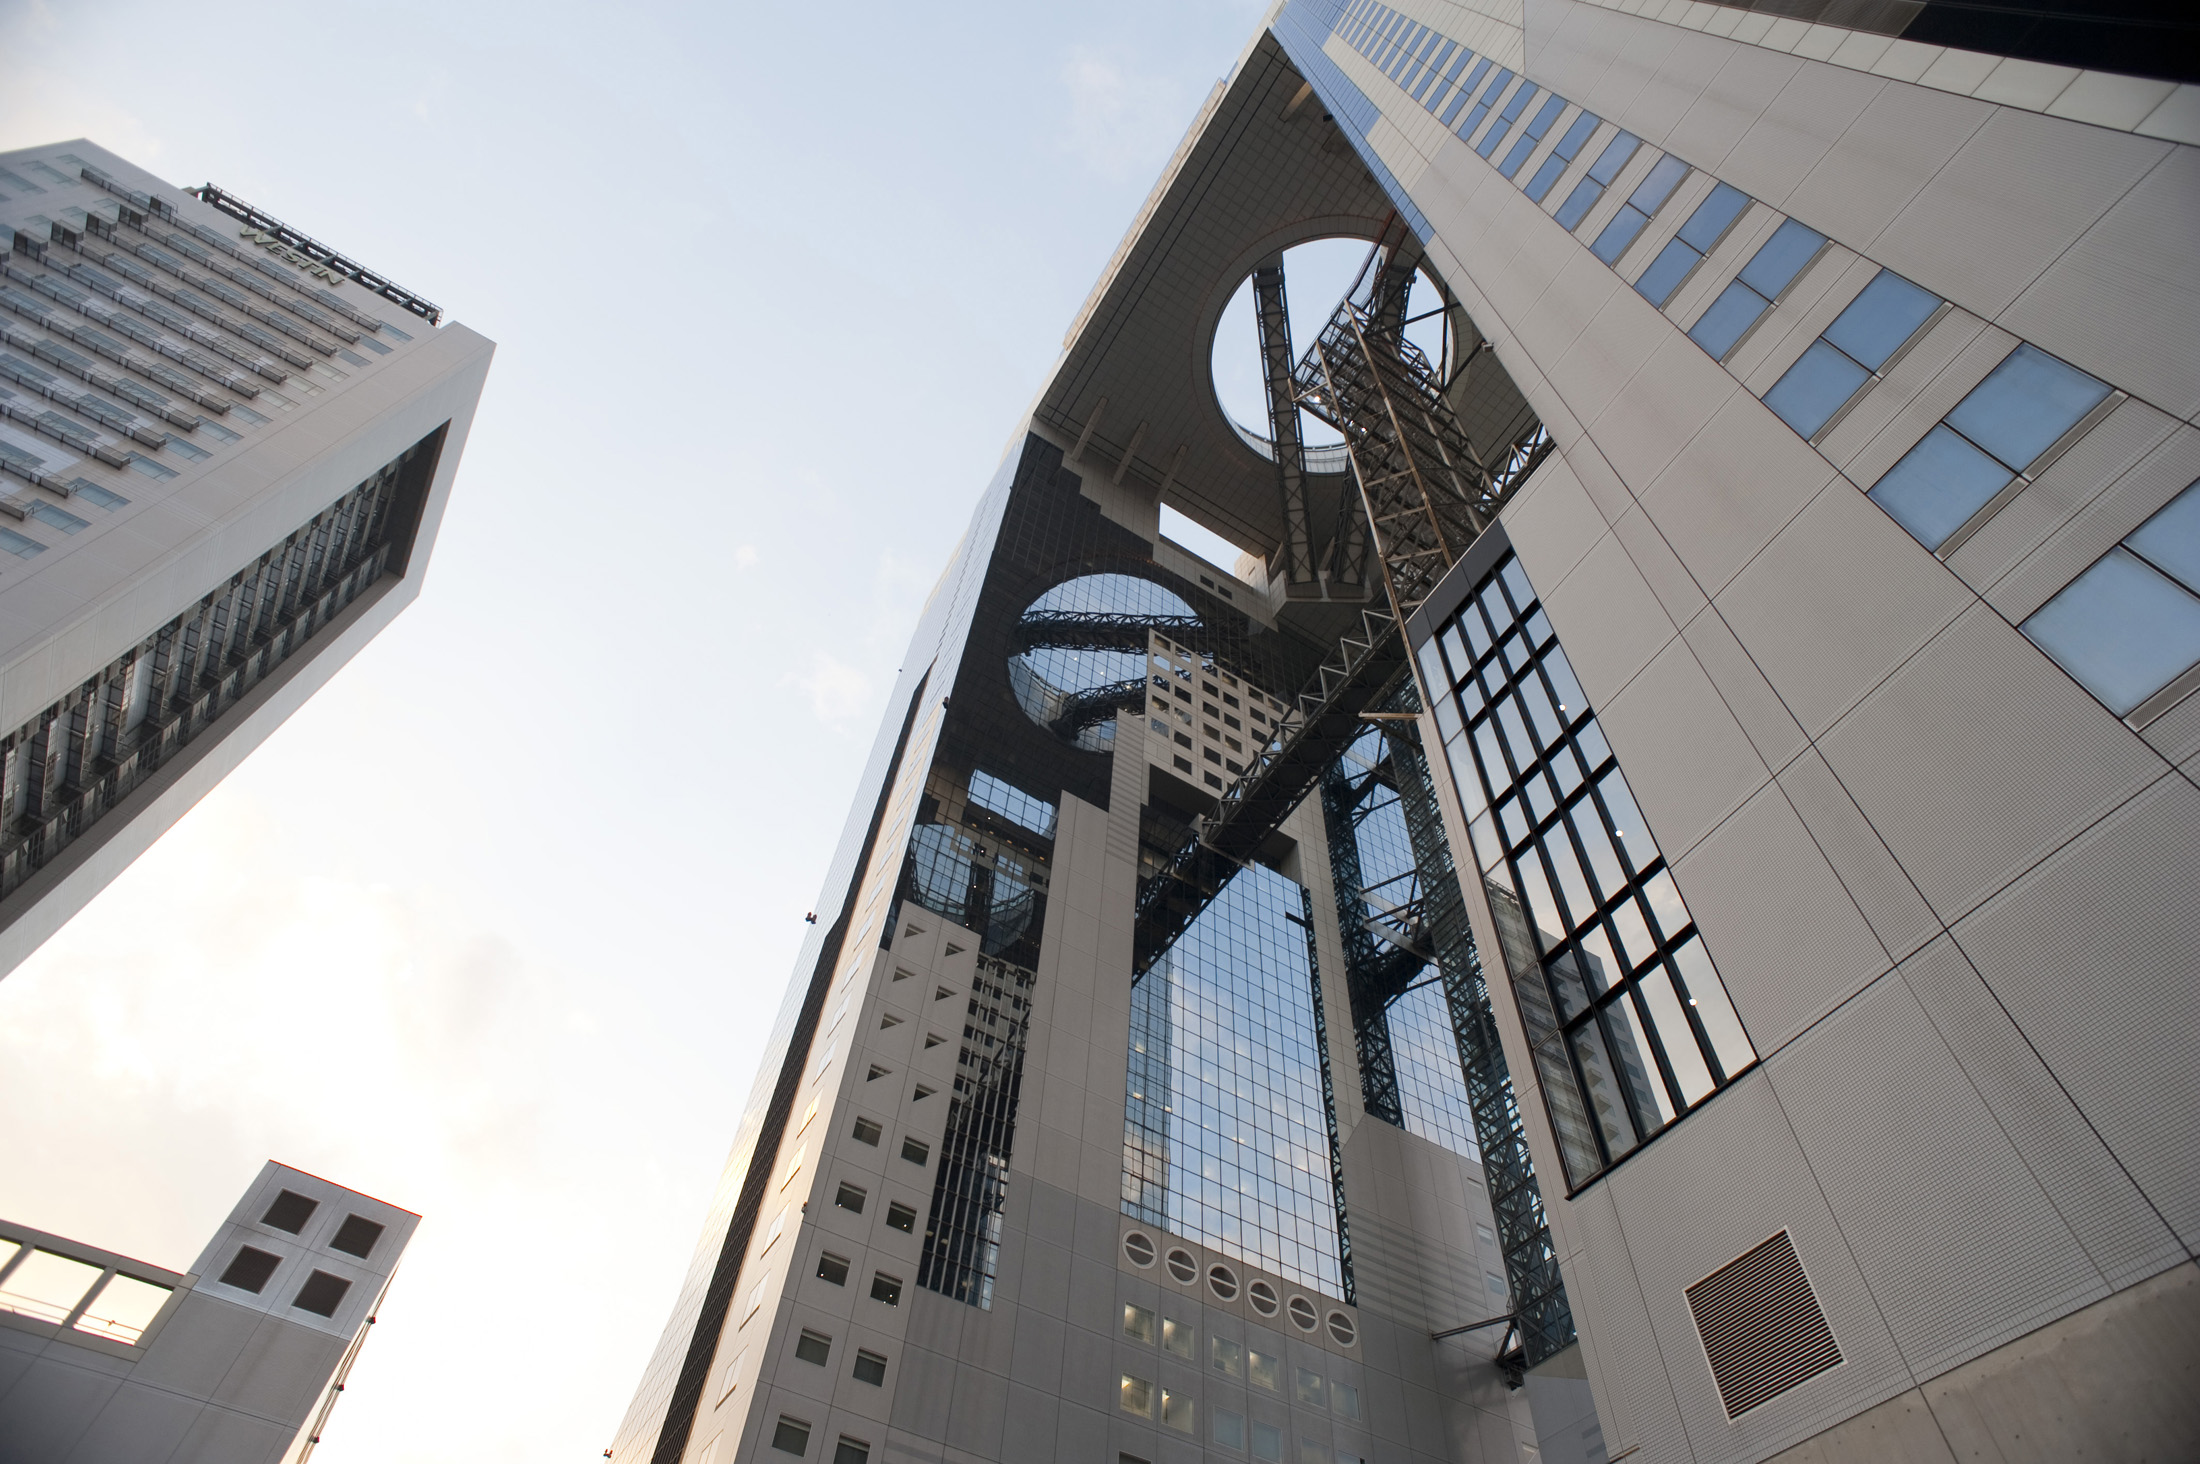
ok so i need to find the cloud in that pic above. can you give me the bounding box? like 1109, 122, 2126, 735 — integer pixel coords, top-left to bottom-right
783, 652, 876, 728
1059, 46, 1195, 182
734, 544, 759, 570
0, 63, 167, 164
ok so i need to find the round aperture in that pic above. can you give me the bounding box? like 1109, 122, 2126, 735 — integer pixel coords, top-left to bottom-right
1123, 1231, 1156, 1268
1165, 1248, 1199, 1286
1208, 1264, 1240, 1301
1287, 1295, 1320, 1332
1009, 574, 1198, 751
1247, 1279, 1280, 1316
1209, 238, 1451, 473
1327, 1310, 1357, 1347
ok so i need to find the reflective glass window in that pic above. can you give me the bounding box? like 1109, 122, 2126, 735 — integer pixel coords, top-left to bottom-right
1634, 238, 1699, 307
1676, 182, 1749, 253
1420, 551, 1757, 1188
1525, 110, 1600, 202
2128, 480, 2200, 594
1867, 424, 2014, 550
2022, 547, 2200, 715
1500, 94, 1568, 177
1764, 339, 1872, 438
1737, 218, 1825, 300
1442, 59, 1493, 126
1688, 280, 1769, 360
1946, 344, 2112, 472
1476, 83, 1541, 159
1821, 270, 1938, 372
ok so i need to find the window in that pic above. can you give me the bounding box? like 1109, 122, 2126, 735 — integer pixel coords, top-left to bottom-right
832, 1441, 869, 1464
1870, 344, 2112, 550
795, 1329, 832, 1365
834, 1183, 866, 1214
852, 1117, 881, 1145
22, 500, 85, 535
1688, 217, 1825, 360
1121, 1372, 1155, 1417
900, 1138, 929, 1166
262, 1190, 318, 1233
1441, 58, 1493, 126
1554, 130, 1638, 231
217, 1247, 279, 1293
73, 1274, 172, 1344
1424, 551, 1758, 1188
1295, 1366, 1326, 1406
1250, 1348, 1281, 1392
771, 1417, 811, 1455
329, 1215, 384, 1259
1253, 1421, 1285, 1462
1161, 1387, 1194, 1433
870, 1272, 901, 1305
1333, 1382, 1361, 1419
1499, 94, 1568, 178
1475, 83, 1542, 160
0, 1251, 100, 1325
1124, 1301, 1157, 1343
0, 524, 43, 557
1525, 109, 1600, 203
1162, 1317, 1193, 1358
1633, 182, 1747, 307
1211, 1334, 1244, 1378
760, 1209, 788, 1255
743, 1279, 768, 1324
291, 1270, 350, 1317
356, 334, 391, 355
852, 1349, 887, 1385
66, 480, 127, 510
199, 418, 241, 443
1764, 269, 1940, 439
1453, 66, 1514, 140
969, 769, 1057, 837
719, 1347, 748, 1402
2022, 481, 2200, 716
162, 434, 210, 462
1299, 1439, 1329, 1464
799, 1096, 820, 1133
816, 1253, 849, 1285
1591, 153, 1688, 264
885, 1202, 917, 1234
1215, 1408, 1247, 1450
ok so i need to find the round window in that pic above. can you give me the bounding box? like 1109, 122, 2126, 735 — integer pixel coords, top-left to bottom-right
1123, 1231, 1156, 1268
1208, 1264, 1240, 1301
1327, 1310, 1358, 1347
1247, 1279, 1280, 1316
1008, 574, 1199, 752
1287, 1295, 1320, 1332
1165, 1248, 1199, 1285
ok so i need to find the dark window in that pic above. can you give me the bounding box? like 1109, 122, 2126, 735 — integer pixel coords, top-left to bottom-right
834, 1183, 866, 1214
218, 1246, 280, 1294
886, 1202, 918, 1233
772, 1417, 811, 1455
833, 1440, 870, 1464
329, 1215, 384, 1259
853, 1349, 888, 1385
795, 1329, 832, 1365
871, 1272, 902, 1305
817, 1253, 850, 1285
292, 1270, 351, 1317
261, 1189, 318, 1234
851, 1117, 882, 1146
900, 1138, 929, 1166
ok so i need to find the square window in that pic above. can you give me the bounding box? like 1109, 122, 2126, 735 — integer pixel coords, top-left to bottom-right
2022, 547, 2200, 715
218, 1246, 280, 1294
1299, 1438, 1329, 1464
1214, 1408, 1247, 1449
1162, 1387, 1194, 1433
1945, 342, 2112, 472
1250, 1348, 1281, 1391
1211, 1334, 1244, 1377
329, 1215, 384, 1259
795, 1329, 831, 1365
291, 1270, 351, 1317
1822, 269, 1939, 372
833, 1440, 869, 1464
851, 1117, 882, 1146
900, 1138, 929, 1166
1253, 1421, 1285, 1462
1764, 339, 1871, 439
1333, 1381, 1361, 1419
1676, 181, 1749, 254
853, 1349, 888, 1385
1868, 424, 2014, 549
1120, 1373, 1154, 1417
835, 1183, 866, 1214
1162, 1316, 1193, 1358
885, 1202, 917, 1233
870, 1272, 901, 1305
816, 1253, 849, 1285
1738, 218, 1826, 300
1633, 237, 1700, 307
1296, 1366, 1325, 1406
262, 1189, 318, 1233
772, 1417, 811, 1455
28, 501, 88, 535
1124, 1301, 1156, 1342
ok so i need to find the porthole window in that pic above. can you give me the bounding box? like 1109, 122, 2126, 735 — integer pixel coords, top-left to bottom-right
1123, 1231, 1157, 1269
1326, 1310, 1357, 1347
1287, 1296, 1319, 1332
1207, 1264, 1240, 1302
1165, 1248, 1199, 1286
1247, 1279, 1280, 1316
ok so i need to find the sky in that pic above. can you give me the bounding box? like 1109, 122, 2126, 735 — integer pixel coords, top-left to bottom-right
0, 0, 1274, 1457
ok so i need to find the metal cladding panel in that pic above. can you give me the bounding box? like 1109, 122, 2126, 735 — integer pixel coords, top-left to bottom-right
2000, 146, 2200, 423
1706, 49, 1886, 217
1773, 750, 1939, 964
1867, 107, 2171, 324
1816, 603, 2168, 924
1559, 1180, 1692, 1463
1678, 604, 1809, 771
1898, 935, 2184, 1292
1766, 971, 2109, 1381
1715, 477, 1973, 740
1951, 773, 2200, 1250
1501, 456, 1611, 596
1660, 37, 1807, 184
1947, 395, 2181, 603
1636, 391, 1838, 597
1537, 531, 1680, 711
1779, 80, 1992, 249
1603, 1071, 1912, 1462
1671, 779, 1890, 1052
1595, 634, 1773, 863
1982, 420, 2200, 626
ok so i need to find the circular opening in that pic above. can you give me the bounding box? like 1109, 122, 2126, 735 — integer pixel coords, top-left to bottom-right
1210, 238, 1451, 471
1207, 1264, 1240, 1301
1009, 573, 1199, 752
1287, 1295, 1320, 1332
1165, 1248, 1199, 1285
1327, 1310, 1358, 1347
1247, 1279, 1280, 1316
1123, 1232, 1156, 1268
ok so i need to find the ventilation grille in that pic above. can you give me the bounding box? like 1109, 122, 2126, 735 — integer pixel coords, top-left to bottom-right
1685, 1231, 1842, 1418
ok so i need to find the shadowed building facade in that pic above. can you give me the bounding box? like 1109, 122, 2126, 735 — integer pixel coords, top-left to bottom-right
613, 3, 2199, 1462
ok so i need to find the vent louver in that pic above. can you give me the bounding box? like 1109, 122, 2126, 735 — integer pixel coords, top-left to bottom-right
1685, 1230, 1842, 1418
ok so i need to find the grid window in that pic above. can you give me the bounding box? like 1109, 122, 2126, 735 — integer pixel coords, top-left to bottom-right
1499, 94, 1567, 178
1420, 552, 1757, 1188
1441, 59, 1493, 126
1764, 268, 1941, 439
969, 769, 1057, 837
1554, 130, 1639, 231
1687, 218, 1825, 360
1123, 864, 1347, 1297
1869, 343, 2112, 549
1633, 182, 1747, 307
1525, 110, 1600, 202
1475, 82, 1541, 160
1453, 66, 1514, 141
2022, 480, 2200, 716
1591, 153, 1689, 264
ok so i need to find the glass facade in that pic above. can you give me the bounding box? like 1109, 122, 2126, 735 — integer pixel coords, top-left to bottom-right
1418, 551, 1757, 1188
1123, 863, 1349, 1297
1385, 979, 1481, 1161
1008, 573, 1198, 751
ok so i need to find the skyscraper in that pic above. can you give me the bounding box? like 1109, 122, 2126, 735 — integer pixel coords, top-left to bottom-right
0, 141, 490, 979
613, 5, 2198, 1462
